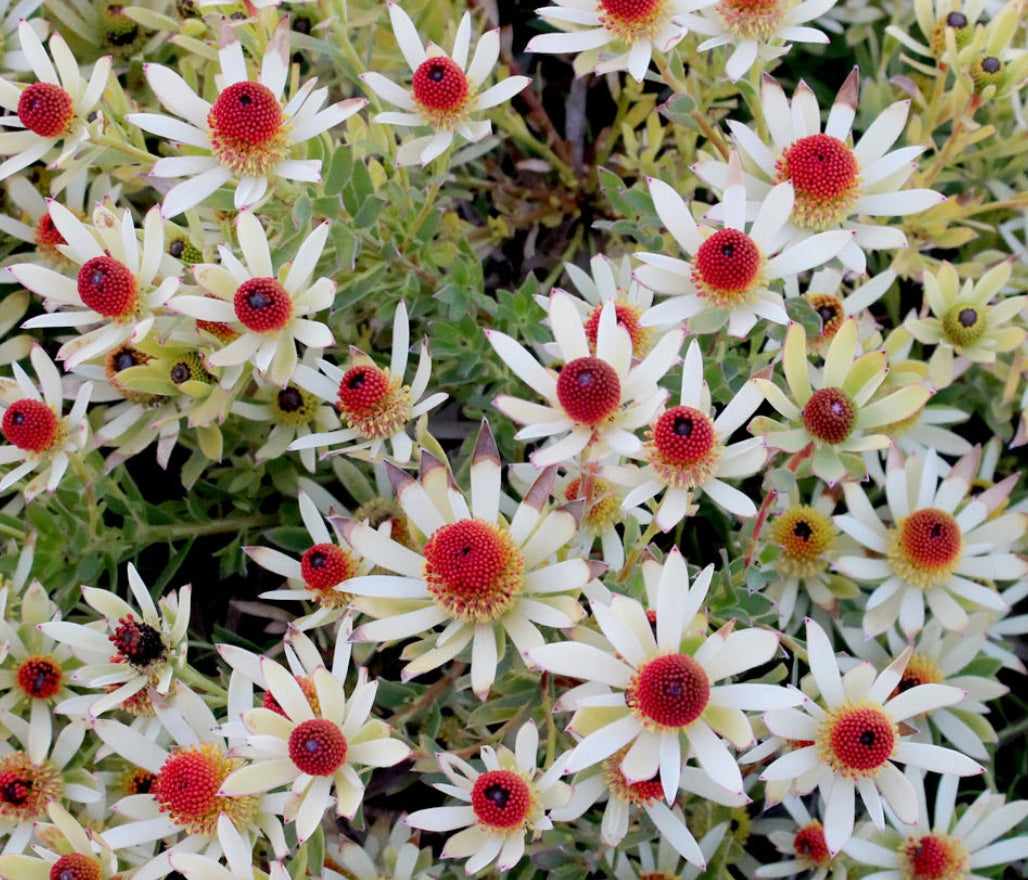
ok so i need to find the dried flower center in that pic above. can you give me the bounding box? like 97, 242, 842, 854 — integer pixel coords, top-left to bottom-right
565, 476, 621, 532
17, 82, 75, 138
109, 614, 167, 670
941, 304, 986, 347
555, 356, 621, 425
891, 654, 944, 701
335, 363, 412, 440
802, 387, 857, 445
124, 767, 158, 795
627, 653, 710, 729
288, 718, 348, 776
207, 81, 287, 177
2, 399, 59, 453
106, 344, 158, 405
233, 278, 292, 333
900, 833, 968, 880
793, 821, 831, 865
271, 384, 319, 427
300, 543, 357, 593
470, 769, 532, 829
262, 675, 320, 717
0, 752, 62, 821
412, 56, 469, 116
584, 301, 651, 356
153, 743, 257, 836
49, 854, 102, 880
816, 702, 896, 778
769, 505, 836, 577
887, 508, 963, 590
16, 654, 63, 700
692, 228, 763, 308
775, 134, 860, 230
603, 746, 666, 805
716, 0, 790, 41
598, 0, 668, 41
77, 255, 139, 319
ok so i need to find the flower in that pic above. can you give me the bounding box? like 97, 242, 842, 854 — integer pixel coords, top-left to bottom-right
405, 721, 572, 874
0, 2, 45, 72
0, 22, 110, 186
526, 0, 717, 82
758, 619, 984, 855
611, 822, 730, 880
0, 801, 121, 880
361, 4, 531, 166
693, 71, 945, 274
529, 549, 803, 804
289, 300, 448, 463
0, 345, 91, 501
169, 211, 334, 387
750, 319, 933, 485
833, 447, 1027, 637
128, 18, 365, 216
170, 817, 291, 880
754, 797, 844, 880
323, 816, 439, 880
635, 153, 853, 338
339, 421, 601, 698
487, 291, 682, 467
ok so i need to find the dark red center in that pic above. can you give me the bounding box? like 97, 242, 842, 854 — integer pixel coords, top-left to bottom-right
49, 854, 102, 880
337, 365, 390, 415
693, 228, 761, 294
288, 718, 348, 776
802, 387, 856, 444
109, 615, 166, 668
77, 255, 139, 318
233, 278, 292, 332
208, 81, 283, 146
555, 356, 621, 425
470, 769, 532, 829
17, 82, 74, 137
2, 399, 58, 453
300, 543, 357, 592
628, 654, 710, 728
411, 56, 469, 112
652, 405, 717, 464
16, 656, 62, 699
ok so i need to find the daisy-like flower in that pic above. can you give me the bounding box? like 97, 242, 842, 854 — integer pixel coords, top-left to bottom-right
339, 421, 602, 698
171, 816, 290, 880
693, 71, 944, 274
290, 301, 448, 463
405, 721, 571, 874
0, 801, 120, 880
833, 447, 1027, 637
884, 0, 987, 70
755, 796, 845, 880
530, 549, 803, 805
128, 18, 365, 217
612, 822, 729, 880
0, 345, 91, 501
323, 816, 439, 880
606, 338, 768, 531
844, 770, 1028, 880
751, 319, 933, 485
12, 201, 180, 367
635, 154, 853, 338
0, 22, 110, 184
38, 563, 191, 717
487, 291, 682, 467
170, 212, 334, 387
219, 652, 411, 844
361, 5, 531, 166
526, 0, 717, 83
686, 0, 839, 82
758, 619, 984, 855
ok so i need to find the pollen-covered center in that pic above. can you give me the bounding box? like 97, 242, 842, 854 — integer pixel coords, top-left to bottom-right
153, 743, 257, 836
207, 81, 287, 177
48, 853, 102, 880
271, 384, 319, 427
604, 747, 666, 805
335, 362, 411, 440
287, 718, 348, 776
887, 508, 963, 590
692, 228, 763, 308
793, 821, 831, 866
555, 356, 622, 425
77, 255, 139, 319
816, 702, 896, 778
17, 82, 75, 138
775, 134, 860, 230
598, 0, 668, 41
807, 293, 846, 348
0, 752, 62, 820
411, 56, 469, 123
769, 505, 836, 577
423, 519, 525, 622
16, 655, 62, 700
716, 0, 789, 41
941, 303, 986, 347
891, 654, 943, 701
627, 653, 710, 729
470, 769, 532, 829
901, 833, 968, 880
300, 542, 357, 594
584, 301, 652, 356
233, 278, 292, 333
802, 387, 857, 445
109, 614, 167, 670
2, 399, 59, 453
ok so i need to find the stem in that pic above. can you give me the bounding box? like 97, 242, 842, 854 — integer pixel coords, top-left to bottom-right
390, 661, 467, 726
176, 660, 228, 700
742, 444, 813, 569
93, 136, 158, 165
617, 519, 663, 582
137, 514, 276, 542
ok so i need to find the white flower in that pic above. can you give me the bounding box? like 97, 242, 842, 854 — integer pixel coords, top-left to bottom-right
0, 802, 121, 880
611, 821, 730, 880
361, 5, 531, 165
171, 817, 291, 880
128, 18, 365, 217
0, 2, 45, 72
754, 796, 845, 880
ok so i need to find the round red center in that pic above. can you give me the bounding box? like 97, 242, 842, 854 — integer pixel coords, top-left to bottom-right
208, 82, 283, 146
2, 399, 58, 453
802, 387, 856, 444
49, 853, 102, 880
693, 229, 762, 295
903, 835, 965, 880
793, 821, 831, 865
17, 82, 74, 137
779, 134, 858, 203
109, 615, 166, 668
153, 748, 222, 825
600, 0, 663, 22
233, 278, 292, 332
584, 302, 647, 354
470, 769, 532, 829
77, 255, 139, 318
300, 543, 357, 592
900, 509, 962, 571
628, 654, 710, 728
411, 56, 469, 112
16, 655, 62, 700
288, 718, 348, 776
35, 212, 66, 248
652, 405, 717, 464
555, 356, 621, 425
337, 364, 391, 415
827, 706, 895, 772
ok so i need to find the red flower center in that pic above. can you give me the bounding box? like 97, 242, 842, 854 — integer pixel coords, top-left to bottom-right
470, 769, 532, 829
208, 81, 283, 146
16, 655, 62, 700
584, 302, 650, 355
802, 387, 856, 445
899, 509, 962, 572
652, 405, 717, 465
49, 854, 102, 880
154, 743, 252, 836
0, 753, 61, 820
598, 0, 666, 38
692, 229, 762, 307
603, 748, 666, 805
77, 255, 139, 318
17, 82, 74, 137
627, 653, 710, 729
555, 356, 621, 425
423, 519, 525, 622
818, 704, 896, 777
233, 278, 292, 332
262, 675, 320, 717
776, 134, 859, 230
2, 399, 59, 453
902, 834, 968, 880
300, 543, 357, 593
793, 821, 831, 865
109, 614, 166, 669
411, 56, 469, 113
34, 211, 66, 249
337, 364, 391, 415
716, 0, 788, 41
288, 718, 348, 776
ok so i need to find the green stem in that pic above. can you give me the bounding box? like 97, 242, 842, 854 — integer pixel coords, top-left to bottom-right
137, 514, 276, 543
176, 660, 228, 700
93, 136, 158, 165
